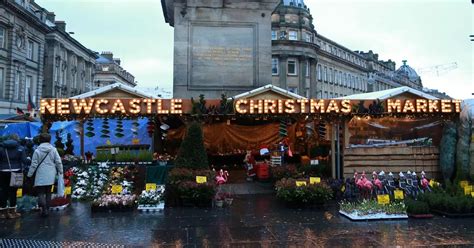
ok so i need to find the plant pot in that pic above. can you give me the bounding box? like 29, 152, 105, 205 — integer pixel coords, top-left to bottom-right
408, 213, 434, 219
215, 200, 224, 208
225, 198, 233, 206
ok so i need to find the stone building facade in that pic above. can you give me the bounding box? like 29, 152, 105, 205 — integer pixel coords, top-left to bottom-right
43, 16, 97, 98
271, 0, 424, 99
93, 51, 136, 89
0, 0, 49, 114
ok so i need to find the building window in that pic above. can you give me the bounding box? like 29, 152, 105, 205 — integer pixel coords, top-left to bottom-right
287, 59, 297, 75
317, 64, 322, 81
0, 27, 5, 49
305, 61, 309, 77
324, 91, 328, 98
329, 68, 333, 83
271, 30, 277, 40
323, 66, 328, 82
14, 71, 21, 101
27, 40, 34, 60
288, 30, 298, 40
25, 76, 32, 102
288, 87, 298, 95
0, 68, 4, 98
303, 32, 312, 42
339, 71, 343, 86
329, 92, 333, 98
272, 58, 279, 75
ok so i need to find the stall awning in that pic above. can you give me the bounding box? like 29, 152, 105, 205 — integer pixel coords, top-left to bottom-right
337, 86, 438, 100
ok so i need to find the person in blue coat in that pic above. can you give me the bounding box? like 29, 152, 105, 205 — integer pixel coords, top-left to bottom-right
0, 134, 28, 219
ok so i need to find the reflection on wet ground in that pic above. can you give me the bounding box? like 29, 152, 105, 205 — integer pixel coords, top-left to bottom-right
1, 194, 474, 247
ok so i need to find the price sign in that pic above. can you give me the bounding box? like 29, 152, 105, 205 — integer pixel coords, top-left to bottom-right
377, 195, 390, 205
471, 192, 474, 198
16, 188, 22, 198
310, 177, 321, 184
111, 185, 123, 194
196, 176, 207, 184
464, 185, 473, 195
394, 190, 404, 200
429, 180, 435, 187
51, 185, 54, 193
295, 181, 307, 187
146, 183, 157, 191
459, 180, 469, 188
65, 186, 72, 195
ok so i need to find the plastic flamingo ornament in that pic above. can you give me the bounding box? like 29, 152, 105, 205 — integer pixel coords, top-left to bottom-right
361, 171, 373, 190
421, 171, 430, 189
215, 169, 229, 185
372, 171, 383, 190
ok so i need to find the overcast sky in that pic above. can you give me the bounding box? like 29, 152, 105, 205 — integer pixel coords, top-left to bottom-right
37, 0, 473, 99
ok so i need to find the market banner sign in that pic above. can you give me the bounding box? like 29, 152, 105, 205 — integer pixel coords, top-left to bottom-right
39, 98, 462, 117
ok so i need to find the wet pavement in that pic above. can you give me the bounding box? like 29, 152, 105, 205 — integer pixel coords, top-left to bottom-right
1, 194, 474, 247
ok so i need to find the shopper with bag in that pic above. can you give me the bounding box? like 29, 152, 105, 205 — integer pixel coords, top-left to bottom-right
0, 134, 28, 219
27, 133, 63, 217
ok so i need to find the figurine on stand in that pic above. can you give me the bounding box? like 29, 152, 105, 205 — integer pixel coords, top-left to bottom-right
411, 171, 420, 197
386, 172, 397, 195
420, 171, 431, 192
399, 171, 411, 196
215, 169, 229, 185
372, 171, 383, 196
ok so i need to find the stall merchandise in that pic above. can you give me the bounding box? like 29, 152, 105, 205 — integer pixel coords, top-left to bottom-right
275, 178, 333, 208
339, 200, 408, 220
137, 185, 166, 212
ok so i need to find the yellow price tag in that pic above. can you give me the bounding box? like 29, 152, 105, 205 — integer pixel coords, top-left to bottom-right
394, 190, 404, 200
16, 188, 22, 198
196, 176, 207, 184
146, 183, 157, 191
310, 177, 321, 184
65, 186, 72, 195
471, 192, 474, 198
377, 195, 390, 205
429, 180, 435, 187
51, 185, 54, 193
111, 185, 123, 194
464, 185, 472, 195
295, 181, 307, 187
460, 181, 469, 188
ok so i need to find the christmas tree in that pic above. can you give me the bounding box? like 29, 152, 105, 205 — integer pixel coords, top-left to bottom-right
174, 122, 208, 169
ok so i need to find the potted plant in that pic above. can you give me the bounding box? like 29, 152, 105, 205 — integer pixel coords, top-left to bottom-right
406, 198, 433, 218
224, 192, 234, 206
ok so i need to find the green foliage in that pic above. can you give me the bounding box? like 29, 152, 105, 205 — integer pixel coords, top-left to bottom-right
275, 178, 333, 207
95, 150, 113, 162
137, 149, 153, 162
339, 200, 407, 216
177, 181, 216, 204
405, 198, 430, 215
174, 122, 209, 169
167, 168, 215, 185
439, 121, 456, 181
191, 94, 207, 115
418, 183, 474, 214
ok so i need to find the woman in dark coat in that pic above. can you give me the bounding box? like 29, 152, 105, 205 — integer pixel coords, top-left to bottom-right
0, 134, 27, 219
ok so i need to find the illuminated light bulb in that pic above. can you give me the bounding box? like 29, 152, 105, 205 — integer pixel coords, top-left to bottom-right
387, 99, 401, 113
428, 100, 439, 113
156, 99, 169, 114
452, 99, 461, 113
441, 99, 452, 113
249, 100, 263, 114
171, 99, 183, 114
72, 99, 94, 114
340, 100, 351, 114
326, 100, 340, 113
264, 100, 276, 114
95, 99, 109, 114
416, 99, 428, 113
235, 99, 248, 114
111, 99, 126, 114
129, 99, 141, 114
402, 100, 415, 113
297, 99, 309, 113
57, 99, 70, 115
278, 100, 283, 114
40, 99, 56, 114
143, 99, 156, 114
310, 99, 325, 114
284, 99, 295, 113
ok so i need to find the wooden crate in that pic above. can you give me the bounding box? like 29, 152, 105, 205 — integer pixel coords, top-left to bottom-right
343, 146, 440, 179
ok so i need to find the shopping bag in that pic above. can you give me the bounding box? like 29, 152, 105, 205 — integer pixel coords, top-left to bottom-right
57, 176, 65, 197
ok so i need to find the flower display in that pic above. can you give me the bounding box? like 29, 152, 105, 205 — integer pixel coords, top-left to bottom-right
71, 163, 110, 200
93, 194, 137, 208
138, 185, 165, 205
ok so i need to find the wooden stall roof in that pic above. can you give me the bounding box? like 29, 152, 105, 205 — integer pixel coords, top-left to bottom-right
337, 86, 438, 100
71, 83, 156, 99
231, 84, 306, 100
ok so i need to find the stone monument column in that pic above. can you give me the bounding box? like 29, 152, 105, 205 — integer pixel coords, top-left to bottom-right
162, 0, 280, 99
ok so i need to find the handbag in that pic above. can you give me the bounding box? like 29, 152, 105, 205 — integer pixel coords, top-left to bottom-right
5, 150, 23, 188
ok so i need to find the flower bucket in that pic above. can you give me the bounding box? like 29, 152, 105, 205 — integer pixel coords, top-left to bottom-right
215, 200, 224, 208
225, 198, 233, 206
